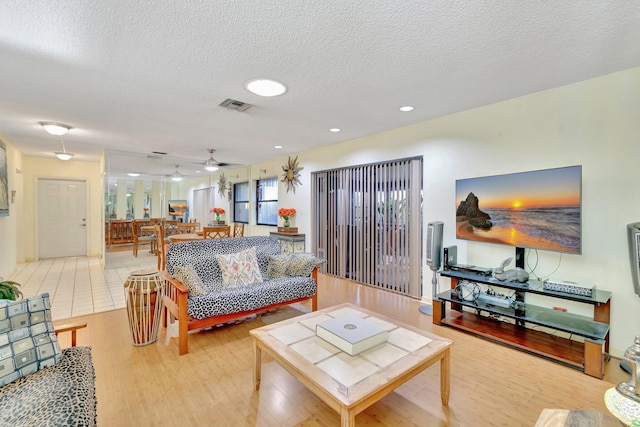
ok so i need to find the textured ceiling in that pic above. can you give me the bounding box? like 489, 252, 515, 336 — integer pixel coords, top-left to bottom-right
1, 1, 640, 179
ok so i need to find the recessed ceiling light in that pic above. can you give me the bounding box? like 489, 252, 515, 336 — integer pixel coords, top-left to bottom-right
40, 122, 71, 136
274, 145, 283, 149
399, 106, 414, 112
127, 172, 140, 177
245, 79, 287, 97
329, 128, 341, 133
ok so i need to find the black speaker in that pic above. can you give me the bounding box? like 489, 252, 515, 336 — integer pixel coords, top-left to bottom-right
443, 245, 457, 268
426, 221, 444, 270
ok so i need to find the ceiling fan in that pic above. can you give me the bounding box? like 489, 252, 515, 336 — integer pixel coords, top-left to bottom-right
170, 164, 184, 182
203, 148, 234, 171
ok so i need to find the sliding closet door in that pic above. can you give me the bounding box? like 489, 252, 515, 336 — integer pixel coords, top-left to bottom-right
313, 157, 423, 298
193, 187, 216, 224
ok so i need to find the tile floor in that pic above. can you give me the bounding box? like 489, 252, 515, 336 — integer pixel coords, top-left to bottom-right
8, 248, 157, 321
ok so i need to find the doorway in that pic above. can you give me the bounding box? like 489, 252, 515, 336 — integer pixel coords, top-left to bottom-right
37, 178, 88, 259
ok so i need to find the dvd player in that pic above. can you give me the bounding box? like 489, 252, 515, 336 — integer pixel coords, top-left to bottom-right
447, 264, 493, 276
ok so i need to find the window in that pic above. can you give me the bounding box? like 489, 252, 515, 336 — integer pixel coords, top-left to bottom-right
233, 182, 249, 224
256, 177, 278, 226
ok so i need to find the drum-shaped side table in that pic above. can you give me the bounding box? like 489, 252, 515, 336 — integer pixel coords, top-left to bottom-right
124, 269, 165, 346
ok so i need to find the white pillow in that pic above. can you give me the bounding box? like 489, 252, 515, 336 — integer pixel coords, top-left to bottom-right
215, 247, 263, 288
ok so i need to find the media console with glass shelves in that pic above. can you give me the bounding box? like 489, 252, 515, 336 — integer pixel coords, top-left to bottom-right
433, 268, 611, 378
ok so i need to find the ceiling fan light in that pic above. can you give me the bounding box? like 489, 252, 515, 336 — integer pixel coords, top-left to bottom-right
55, 152, 74, 161
204, 161, 219, 172
40, 122, 71, 136
171, 165, 184, 181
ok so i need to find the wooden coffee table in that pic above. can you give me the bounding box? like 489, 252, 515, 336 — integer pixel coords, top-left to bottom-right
250, 303, 453, 426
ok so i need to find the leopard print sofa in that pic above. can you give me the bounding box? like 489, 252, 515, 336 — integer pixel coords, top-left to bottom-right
162, 236, 320, 355
0, 347, 96, 426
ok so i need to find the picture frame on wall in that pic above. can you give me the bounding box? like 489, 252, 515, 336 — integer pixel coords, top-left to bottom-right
0, 139, 9, 216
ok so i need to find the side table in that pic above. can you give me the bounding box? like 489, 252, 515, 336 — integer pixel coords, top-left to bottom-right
270, 232, 305, 254
604, 387, 640, 426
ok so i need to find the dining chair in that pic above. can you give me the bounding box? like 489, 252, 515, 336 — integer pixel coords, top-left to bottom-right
164, 219, 179, 237
233, 223, 245, 237
132, 219, 155, 257
154, 224, 166, 271
177, 222, 197, 234
202, 226, 231, 239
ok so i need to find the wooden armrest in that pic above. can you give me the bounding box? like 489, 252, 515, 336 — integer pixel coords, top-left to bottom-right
54, 322, 88, 347
160, 270, 189, 293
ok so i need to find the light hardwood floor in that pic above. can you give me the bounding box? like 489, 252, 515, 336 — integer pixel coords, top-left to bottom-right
56, 273, 628, 426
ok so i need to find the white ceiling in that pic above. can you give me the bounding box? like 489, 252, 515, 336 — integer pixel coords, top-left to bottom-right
1, 1, 640, 179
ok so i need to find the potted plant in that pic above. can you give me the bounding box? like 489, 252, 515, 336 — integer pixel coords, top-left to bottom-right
0, 280, 23, 300
210, 207, 226, 224
278, 208, 297, 232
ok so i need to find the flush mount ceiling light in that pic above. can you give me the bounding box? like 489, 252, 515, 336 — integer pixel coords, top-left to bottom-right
329, 128, 341, 133
127, 172, 140, 177
274, 145, 283, 149
171, 165, 184, 182
399, 106, 414, 112
54, 137, 74, 161
245, 79, 287, 97
40, 122, 71, 136
203, 148, 220, 172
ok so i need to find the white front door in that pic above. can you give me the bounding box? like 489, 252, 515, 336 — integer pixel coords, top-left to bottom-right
38, 178, 87, 258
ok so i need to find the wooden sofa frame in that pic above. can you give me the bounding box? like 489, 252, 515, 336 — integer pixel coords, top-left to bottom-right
160, 267, 318, 355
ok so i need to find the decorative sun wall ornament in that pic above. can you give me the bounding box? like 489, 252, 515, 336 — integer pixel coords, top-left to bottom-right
217, 173, 228, 197
281, 155, 303, 193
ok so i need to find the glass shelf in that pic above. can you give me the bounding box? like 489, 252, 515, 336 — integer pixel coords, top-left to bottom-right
440, 269, 612, 305
437, 289, 609, 342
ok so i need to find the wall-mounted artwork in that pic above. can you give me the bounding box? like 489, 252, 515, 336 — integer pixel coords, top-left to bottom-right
168, 200, 188, 220
0, 140, 9, 216
281, 155, 303, 193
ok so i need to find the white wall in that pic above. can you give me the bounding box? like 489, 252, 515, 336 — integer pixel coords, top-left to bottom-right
248, 66, 640, 357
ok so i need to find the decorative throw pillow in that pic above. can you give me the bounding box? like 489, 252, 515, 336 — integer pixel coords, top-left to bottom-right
285, 254, 326, 277
266, 255, 291, 279
0, 293, 62, 387
216, 247, 264, 288
173, 264, 209, 296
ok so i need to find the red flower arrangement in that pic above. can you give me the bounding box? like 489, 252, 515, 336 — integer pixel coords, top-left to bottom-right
278, 208, 296, 219
210, 207, 225, 221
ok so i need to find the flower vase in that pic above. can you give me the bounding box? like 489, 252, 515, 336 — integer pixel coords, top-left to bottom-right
283, 217, 290, 227
216, 213, 221, 222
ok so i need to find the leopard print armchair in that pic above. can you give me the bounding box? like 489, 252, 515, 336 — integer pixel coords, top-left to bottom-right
0, 322, 96, 426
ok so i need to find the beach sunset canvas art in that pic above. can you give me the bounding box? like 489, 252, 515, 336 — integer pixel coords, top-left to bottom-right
455, 166, 582, 254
